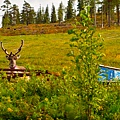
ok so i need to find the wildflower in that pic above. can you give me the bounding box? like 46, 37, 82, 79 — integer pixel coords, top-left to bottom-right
45, 98, 48, 102
10, 87, 14, 91
21, 87, 26, 93
98, 106, 103, 110
7, 98, 11, 103
7, 108, 13, 112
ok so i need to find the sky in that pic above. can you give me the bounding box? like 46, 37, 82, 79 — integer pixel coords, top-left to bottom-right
0, 0, 77, 27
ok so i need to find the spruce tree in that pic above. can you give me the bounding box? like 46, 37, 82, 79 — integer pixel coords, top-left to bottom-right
36, 5, 43, 24
2, 12, 10, 27
51, 4, 57, 23
11, 4, 20, 25
1, 0, 11, 27
21, 0, 36, 25
66, 0, 73, 20
58, 2, 63, 24
43, 5, 50, 23
28, 8, 36, 24
41, 7, 45, 23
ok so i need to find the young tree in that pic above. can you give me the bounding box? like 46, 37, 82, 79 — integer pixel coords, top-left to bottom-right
68, 6, 104, 119
43, 5, 50, 23
58, 2, 64, 24
51, 4, 57, 23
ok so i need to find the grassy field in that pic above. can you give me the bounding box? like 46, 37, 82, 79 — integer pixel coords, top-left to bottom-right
100, 27, 120, 68
1, 26, 120, 120
0, 27, 120, 72
0, 34, 72, 72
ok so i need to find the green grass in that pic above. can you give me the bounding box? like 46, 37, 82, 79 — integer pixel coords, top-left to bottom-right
99, 27, 120, 68
0, 27, 120, 72
0, 34, 72, 72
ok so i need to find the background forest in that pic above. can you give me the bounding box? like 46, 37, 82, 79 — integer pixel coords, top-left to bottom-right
1, 0, 120, 28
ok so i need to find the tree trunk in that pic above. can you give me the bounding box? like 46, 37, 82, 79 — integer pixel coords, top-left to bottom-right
116, 4, 119, 25
108, 2, 111, 27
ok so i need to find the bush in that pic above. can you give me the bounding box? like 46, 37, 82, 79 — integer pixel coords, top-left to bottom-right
0, 72, 83, 120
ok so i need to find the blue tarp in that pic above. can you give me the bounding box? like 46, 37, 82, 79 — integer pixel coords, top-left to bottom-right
99, 65, 120, 81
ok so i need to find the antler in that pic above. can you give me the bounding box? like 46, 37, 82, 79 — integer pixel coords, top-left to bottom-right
14, 40, 24, 56
1, 41, 9, 55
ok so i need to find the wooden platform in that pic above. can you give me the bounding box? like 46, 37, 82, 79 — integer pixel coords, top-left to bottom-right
0, 68, 60, 80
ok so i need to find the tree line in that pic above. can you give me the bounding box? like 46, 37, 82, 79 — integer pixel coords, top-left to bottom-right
1, 0, 120, 28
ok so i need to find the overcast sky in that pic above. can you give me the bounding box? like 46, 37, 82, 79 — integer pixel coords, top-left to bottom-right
0, 0, 77, 27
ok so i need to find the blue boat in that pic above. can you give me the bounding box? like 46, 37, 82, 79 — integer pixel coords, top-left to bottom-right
99, 65, 120, 81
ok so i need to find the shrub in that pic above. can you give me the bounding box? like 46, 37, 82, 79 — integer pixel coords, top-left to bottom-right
67, 6, 120, 120
67, 6, 104, 119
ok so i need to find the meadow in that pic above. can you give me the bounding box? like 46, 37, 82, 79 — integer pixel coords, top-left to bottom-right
1, 13, 120, 119
0, 33, 72, 72
0, 27, 120, 72
99, 27, 120, 68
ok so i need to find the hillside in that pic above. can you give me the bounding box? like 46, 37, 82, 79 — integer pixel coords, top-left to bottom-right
0, 23, 73, 36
